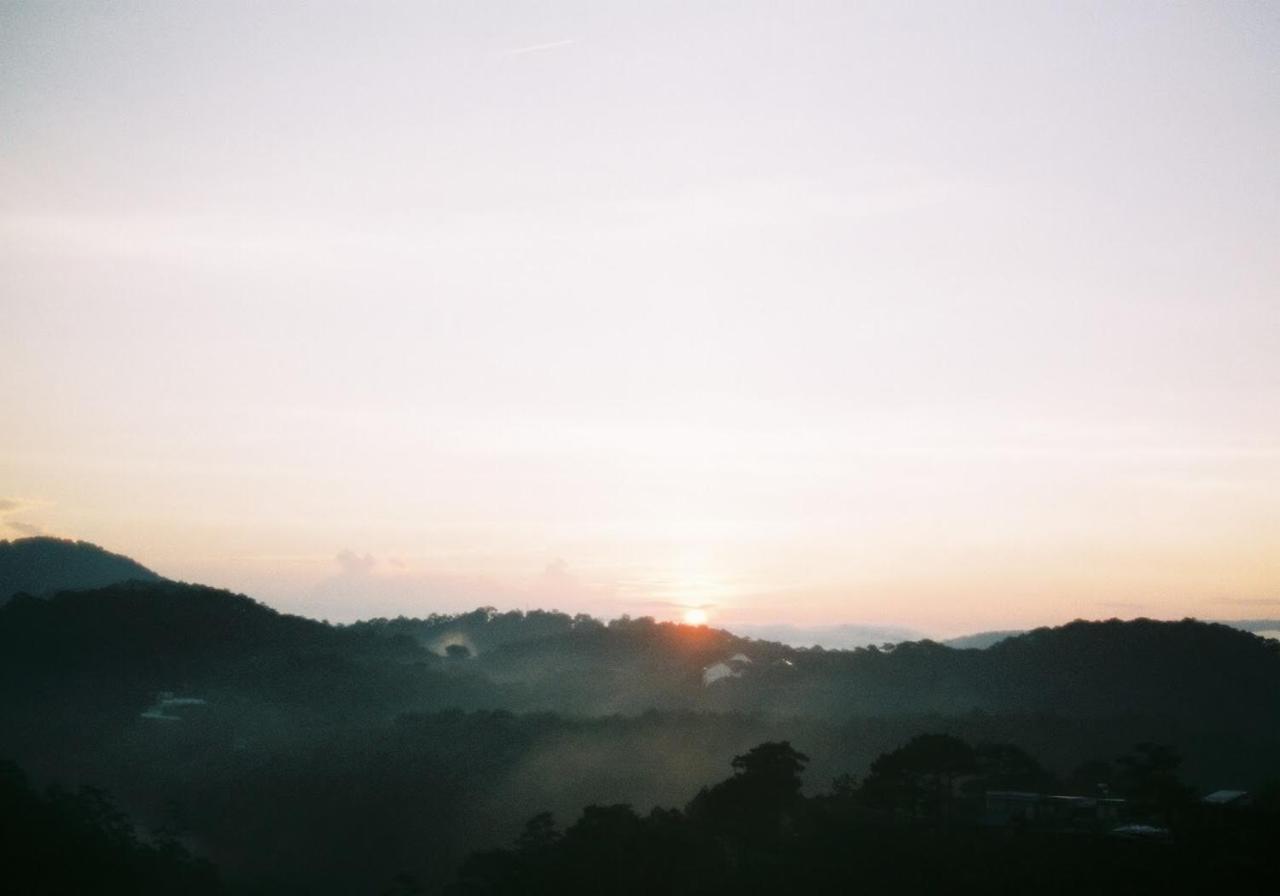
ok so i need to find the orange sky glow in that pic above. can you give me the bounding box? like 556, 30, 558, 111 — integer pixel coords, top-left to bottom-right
2, 3, 1277, 637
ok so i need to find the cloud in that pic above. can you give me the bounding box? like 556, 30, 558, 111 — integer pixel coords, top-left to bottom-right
308, 553, 515, 621
334, 549, 376, 577
539, 557, 571, 581
528, 557, 617, 608
534, 557, 589, 596
1096, 601, 1148, 612
1210, 597, 1280, 608
0, 498, 45, 536
304, 552, 614, 622
499, 39, 575, 57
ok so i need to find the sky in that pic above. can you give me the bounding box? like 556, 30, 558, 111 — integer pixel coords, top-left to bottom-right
2, 2, 1278, 636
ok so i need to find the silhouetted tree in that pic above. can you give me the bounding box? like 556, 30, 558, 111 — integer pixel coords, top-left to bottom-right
861, 733, 976, 823
730, 741, 809, 791
0, 760, 222, 894
1067, 758, 1117, 797
379, 872, 426, 895
688, 741, 810, 847
1116, 742, 1194, 823
516, 812, 560, 852
971, 742, 1055, 793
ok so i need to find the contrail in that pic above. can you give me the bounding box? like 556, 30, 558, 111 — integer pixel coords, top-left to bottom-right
500, 39, 576, 57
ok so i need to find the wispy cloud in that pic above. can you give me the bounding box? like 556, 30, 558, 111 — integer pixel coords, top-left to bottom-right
0, 497, 46, 537
499, 39, 575, 57
635, 599, 718, 612
1211, 597, 1280, 608
304, 552, 613, 622
334, 549, 376, 577
1096, 601, 1148, 613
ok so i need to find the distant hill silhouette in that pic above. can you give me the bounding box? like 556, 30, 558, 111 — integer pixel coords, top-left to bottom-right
476, 615, 1280, 726
4, 578, 1280, 893
1220, 618, 1280, 637
946, 619, 1280, 650
6, 581, 1276, 728
943, 629, 1024, 649
0, 536, 161, 601
3, 579, 1277, 730
727, 622, 923, 649
0, 580, 480, 745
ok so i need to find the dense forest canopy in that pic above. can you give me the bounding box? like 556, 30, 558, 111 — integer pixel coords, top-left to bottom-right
1, 545, 1278, 893
0, 536, 161, 602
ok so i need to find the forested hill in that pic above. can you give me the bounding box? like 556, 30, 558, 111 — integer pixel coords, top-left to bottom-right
946, 619, 1280, 649
484, 614, 1280, 724
0, 581, 495, 743
0, 536, 161, 600
4, 578, 1280, 893
3, 580, 1278, 731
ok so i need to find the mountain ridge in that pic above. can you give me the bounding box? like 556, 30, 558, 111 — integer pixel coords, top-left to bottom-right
5, 578, 1277, 726
0, 536, 162, 602
4, 571, 1278, 894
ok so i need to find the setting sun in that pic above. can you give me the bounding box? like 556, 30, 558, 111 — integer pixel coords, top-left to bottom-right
683, 608, 709, 626
1, 3, 1277, 891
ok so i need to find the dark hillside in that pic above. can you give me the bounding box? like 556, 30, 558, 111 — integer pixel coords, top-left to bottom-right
4, 587, 1280, 893
0, 536, 161, 600
0, 581, 505, 769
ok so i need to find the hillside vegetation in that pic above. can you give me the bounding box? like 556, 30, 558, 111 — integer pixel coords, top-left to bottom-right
2, 561, 1278, 893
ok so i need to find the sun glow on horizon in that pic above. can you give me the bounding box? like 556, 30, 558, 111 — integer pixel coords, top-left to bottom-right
683, 608, 709, 626
1, 3, 1277, 634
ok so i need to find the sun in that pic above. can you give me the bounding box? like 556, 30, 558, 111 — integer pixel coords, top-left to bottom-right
683, 608, 708, 626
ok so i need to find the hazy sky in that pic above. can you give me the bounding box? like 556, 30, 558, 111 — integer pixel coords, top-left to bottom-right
2, 2, 1277, 635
